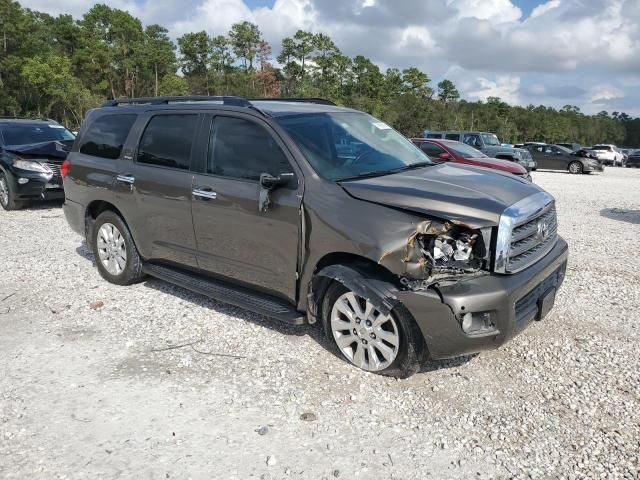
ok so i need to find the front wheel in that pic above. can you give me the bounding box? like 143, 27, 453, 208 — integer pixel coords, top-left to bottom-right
0, 171, 25, 211
568, 161, 583, 174
321, 281, 426, 378
92, 211, 145, 285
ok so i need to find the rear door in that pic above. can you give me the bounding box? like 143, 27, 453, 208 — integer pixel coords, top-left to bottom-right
191, 113, 303, 301
115, 111, 200, 268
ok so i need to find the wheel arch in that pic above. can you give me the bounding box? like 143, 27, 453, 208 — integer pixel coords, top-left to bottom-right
85, 200, 134, 251
307, 252, 403, 324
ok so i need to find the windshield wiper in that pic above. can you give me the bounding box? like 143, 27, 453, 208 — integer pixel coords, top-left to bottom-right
337, 161, 434, 182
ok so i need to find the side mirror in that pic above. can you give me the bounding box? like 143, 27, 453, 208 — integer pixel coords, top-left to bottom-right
438, 152, 451, 161
258, 172, 295, 212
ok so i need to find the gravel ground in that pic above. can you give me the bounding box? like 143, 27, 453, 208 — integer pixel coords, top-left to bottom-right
1, 167, 639, 479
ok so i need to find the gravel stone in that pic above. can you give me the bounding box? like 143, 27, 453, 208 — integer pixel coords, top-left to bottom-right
0, 168, 638, 479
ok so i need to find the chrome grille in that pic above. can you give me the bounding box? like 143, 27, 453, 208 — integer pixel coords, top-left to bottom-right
44, 162, 62, 180
507, 204, 557, 272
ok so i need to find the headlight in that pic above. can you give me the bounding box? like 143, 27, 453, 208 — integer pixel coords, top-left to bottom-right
13, 159, 51, 174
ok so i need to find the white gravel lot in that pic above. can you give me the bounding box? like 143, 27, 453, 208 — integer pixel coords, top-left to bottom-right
1, 167, 639, 480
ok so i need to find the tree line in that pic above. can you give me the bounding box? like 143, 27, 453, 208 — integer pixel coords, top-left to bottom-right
0, 0, 637, 147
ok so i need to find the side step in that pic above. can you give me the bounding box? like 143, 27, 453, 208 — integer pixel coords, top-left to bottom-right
143, 264, 306, 326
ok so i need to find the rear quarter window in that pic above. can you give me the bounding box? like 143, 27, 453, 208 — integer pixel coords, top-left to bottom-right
79, 114, 137, 160
426, 133, 442, 139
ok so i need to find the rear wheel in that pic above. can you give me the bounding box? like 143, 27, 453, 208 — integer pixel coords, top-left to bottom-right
0, 171, 25, 211
92, 211, 145, 285
322, 281, 425, 378
568, 161, 583, 174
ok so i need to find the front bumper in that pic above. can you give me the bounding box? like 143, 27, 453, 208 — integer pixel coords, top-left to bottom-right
7, 168, 64, 200
396, 237, 569, 359
584, 162, 604, 172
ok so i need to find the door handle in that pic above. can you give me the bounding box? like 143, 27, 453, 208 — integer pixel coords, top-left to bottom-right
192, 189, 217, 200
116, 175, 135, 184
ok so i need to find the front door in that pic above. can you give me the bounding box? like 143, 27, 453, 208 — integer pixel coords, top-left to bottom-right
191, 114, 303, 301
116, 112, 200, 268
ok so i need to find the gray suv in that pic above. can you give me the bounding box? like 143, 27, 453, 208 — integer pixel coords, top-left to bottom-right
62, 96, 568, 378
425, 131, 537, 171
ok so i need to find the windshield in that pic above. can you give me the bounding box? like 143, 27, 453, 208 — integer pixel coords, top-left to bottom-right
277, 112, 433, 181
1, 124, 75, 146
445, 141, 488, 159
481, 133, 501, 146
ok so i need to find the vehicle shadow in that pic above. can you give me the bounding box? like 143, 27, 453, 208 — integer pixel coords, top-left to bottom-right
600, 208, 640, 225
74, 240, 477, 375
22, 199, 65, 211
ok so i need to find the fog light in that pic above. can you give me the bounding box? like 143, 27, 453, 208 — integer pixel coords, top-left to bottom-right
18, 178, 29, 184
461, 313, 473, 332
460, 311, 494, 334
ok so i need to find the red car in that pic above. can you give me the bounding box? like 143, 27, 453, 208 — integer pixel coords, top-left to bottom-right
412, 138, 532, 181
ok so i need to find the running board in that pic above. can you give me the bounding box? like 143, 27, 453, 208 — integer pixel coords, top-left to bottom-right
143, 264, 306, 326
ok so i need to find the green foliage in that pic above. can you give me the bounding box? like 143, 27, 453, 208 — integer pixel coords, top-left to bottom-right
0, 0, 636, 144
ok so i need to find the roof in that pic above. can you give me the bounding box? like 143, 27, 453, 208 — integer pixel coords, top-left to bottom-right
0, 118, 59, 125
98, 96, 355, 118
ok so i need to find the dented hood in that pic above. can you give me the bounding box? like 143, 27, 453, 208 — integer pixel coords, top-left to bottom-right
340, 163, 542, 226
4, 140, 71, 159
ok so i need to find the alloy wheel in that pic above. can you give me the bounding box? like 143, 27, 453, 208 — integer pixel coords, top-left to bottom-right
330, 291, 400, 372
0, 174, 9, 207
96, 223, 127, 276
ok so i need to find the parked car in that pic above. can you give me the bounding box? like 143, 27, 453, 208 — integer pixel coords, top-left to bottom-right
556, 143, 582, 152
411, 138, 532, 181
63, 96, 568, 378
626, 150, 640, 168
424, 131, 537, 171
591, 144, 624, 166
0, 118, 75, 210
523, 143, 604, 174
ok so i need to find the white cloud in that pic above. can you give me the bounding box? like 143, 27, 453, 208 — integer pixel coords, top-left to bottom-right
589, 85, 624, 102
529, 0, 560, 19
466, 75, 521, 104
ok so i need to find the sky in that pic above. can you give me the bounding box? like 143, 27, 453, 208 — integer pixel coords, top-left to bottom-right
20, 0, 640, 116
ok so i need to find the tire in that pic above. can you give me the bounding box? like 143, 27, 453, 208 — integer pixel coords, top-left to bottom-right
92, 210, 145, 286
321, 280, 426, 378
0, 170, 26, 211
568, 161, 583, 174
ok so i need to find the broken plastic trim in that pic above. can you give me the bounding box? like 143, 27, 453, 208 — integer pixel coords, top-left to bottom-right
313, 264, 400, 316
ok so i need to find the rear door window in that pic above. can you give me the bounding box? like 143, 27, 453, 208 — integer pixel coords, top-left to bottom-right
137, 114, 198, 170
207, 116, 291, 181
463, 134, 482, 148
418, 142, 447, 158
79, 114, 137, 159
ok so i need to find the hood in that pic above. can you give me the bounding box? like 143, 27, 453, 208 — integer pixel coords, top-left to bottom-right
340, 163, 543, 227
4, 140, 71, 160
459, 157, 527, 174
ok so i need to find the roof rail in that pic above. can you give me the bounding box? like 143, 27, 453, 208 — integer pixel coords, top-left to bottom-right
102, 96, 252, 107
249, 97, 336, 106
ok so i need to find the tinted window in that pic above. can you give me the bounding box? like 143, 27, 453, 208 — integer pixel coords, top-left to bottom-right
137, 114, 198, 170
463, 134, 482, 148
418, 142, 446, 158
426, 133, 442, 139
208, 116, 291, 181
445, 133, 460, 141
1, 124, 75, 146
80, 115, 137, 160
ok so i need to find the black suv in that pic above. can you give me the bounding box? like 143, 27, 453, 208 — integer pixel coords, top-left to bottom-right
0, 118, 75, 210
62, 96, 568, 377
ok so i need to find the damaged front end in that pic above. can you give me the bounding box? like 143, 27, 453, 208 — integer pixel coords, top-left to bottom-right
378, 218, 491, 290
